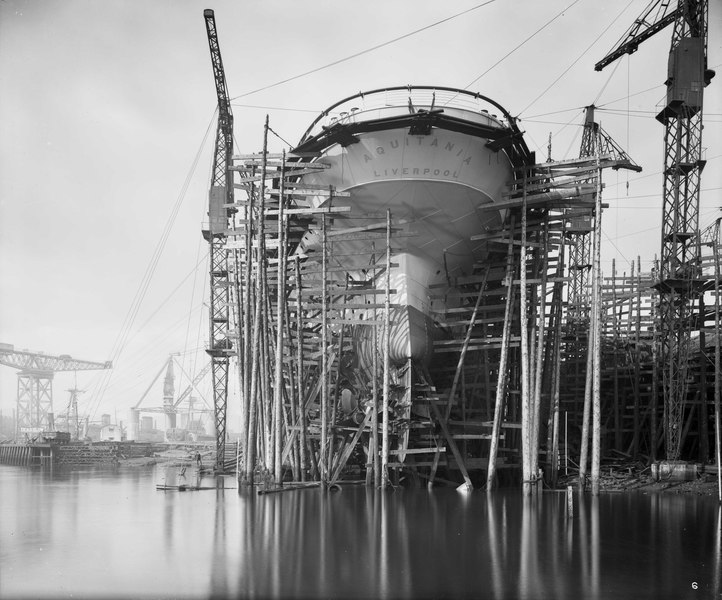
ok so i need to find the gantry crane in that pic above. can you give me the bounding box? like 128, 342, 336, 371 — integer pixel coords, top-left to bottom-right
0, 343, 112, 439
202, 9, 235, 471
595, 0, 715, 461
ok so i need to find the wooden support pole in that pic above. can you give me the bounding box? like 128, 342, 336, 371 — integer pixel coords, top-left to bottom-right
260, 294, 272, 468
698, 292, 709, 463
235, 248, 246, 478
372, 278, 380, 487
547, 234, 565, 488
612, 258, 621, 451
330, 410, 373, 485
445, 268, 491, 421
381, 210, 391, 489
428, 443, 442, 490
295, 257, 308, 482
429, 400, 473, 490
240, 164, 255, 482
590, 151, 603, 497
487, 231, 516, 491
712, 223, 721, 503
321, 215, 328, 482
579, 276, 595, 488
531, 219, 549, 481
651, 256, 659, 463
284, 305, 300, 481
260, 121, 272, 471
632, 257, 642, 458
328, 285, 350, 473
272, 152, 286, 483
244, 116, 271, 483
244, 294, 260, 483
520, 174, 533, 496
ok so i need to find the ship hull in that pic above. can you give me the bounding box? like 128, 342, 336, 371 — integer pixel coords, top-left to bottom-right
296, 108, 517, 370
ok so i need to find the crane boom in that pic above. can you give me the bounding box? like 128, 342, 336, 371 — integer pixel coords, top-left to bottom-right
204, 10, 231, 115
203, 9, 234, 190
0, 343, 111, 372
174, 362, 212, 409
595, 1, 680, 71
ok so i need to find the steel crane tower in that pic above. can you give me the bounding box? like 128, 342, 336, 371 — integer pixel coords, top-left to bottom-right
595, 0, 715, 460
202, 9, 235, 471
0, 343, 111, 438
566, 106, 641, 326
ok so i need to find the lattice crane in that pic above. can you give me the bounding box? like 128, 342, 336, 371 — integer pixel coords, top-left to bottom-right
128, 355, 213, 440
202, 9, 235, 471
567, 106, 642, 327
595, 0, 715, 461
0, 343, 111, 438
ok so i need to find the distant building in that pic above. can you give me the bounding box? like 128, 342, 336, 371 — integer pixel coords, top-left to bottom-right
99, 424, 123, 442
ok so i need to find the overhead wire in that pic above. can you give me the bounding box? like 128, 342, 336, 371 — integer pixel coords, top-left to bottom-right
229, 103, 320, 114
521, 107, 587, 119
86, 110, 216, 421
136, 253, 210, 334
592, 57, 624, 105
90, 304, 208, 403
462, 0, 583, 92
183, 149, 216, 393
558, 111, 585, 159
597, 84, 664, 107
602, 229, 630, 265
516, 0, 637, 117
230, 1, 499, 101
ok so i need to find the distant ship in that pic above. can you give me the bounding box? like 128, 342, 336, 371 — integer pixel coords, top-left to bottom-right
290, 85, 532, 416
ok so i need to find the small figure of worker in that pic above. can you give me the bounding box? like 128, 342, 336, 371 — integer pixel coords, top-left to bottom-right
196, 452, 202, 468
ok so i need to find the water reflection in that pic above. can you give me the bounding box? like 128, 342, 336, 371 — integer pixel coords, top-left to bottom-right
208, 488, 720, 599
0, 465, 719, 600
210, 480, 228, 599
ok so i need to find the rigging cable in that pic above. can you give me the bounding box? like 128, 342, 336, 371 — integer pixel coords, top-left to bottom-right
230, 1, 498, 101
183, 153, 216, 393
462, 0, 583, 92
516, 0, 637, 117
86, 111, 216, 421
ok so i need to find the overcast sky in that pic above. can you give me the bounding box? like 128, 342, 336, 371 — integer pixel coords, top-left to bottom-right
1, 0, 720, 429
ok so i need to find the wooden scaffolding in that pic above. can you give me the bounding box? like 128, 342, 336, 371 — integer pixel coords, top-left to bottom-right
218, 117, 719, 493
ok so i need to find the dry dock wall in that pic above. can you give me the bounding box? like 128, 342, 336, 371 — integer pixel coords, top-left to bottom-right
0, 442, 155, 467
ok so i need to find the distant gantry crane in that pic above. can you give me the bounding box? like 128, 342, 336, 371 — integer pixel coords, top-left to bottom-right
595, 0, 715, 461
0, 343, 112, 439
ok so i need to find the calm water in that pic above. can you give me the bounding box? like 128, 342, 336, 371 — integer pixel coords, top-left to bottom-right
0, 465, 720, 600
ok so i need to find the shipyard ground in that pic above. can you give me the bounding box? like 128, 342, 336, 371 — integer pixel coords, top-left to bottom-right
114, 446, 722, 497
559, 463, 721, 497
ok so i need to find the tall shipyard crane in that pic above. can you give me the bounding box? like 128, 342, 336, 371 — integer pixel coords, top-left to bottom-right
595, 0, 715, 461
202, 9, 235, 470
0, 343, 111, 438
567, 106, 641, 327
129, 356, 213, 441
